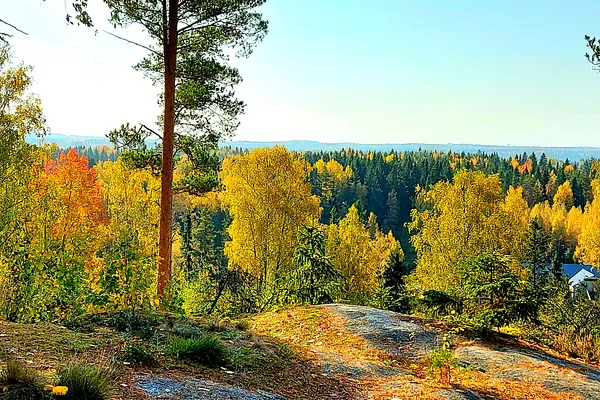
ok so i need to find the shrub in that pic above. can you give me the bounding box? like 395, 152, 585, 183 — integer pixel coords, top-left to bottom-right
234, 319, 250, 331
0, 360, 47, 400
367, 286, 406, 311
228, 348, 256, 370
65, 309, 158, 338
123, 344, 154, 365
458, 253, 539, 330
167, 336, 228, 366
57, 365, 114, 400
222, 330, 240, 340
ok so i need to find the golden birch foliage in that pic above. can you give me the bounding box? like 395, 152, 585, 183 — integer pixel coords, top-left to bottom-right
314, 158, 326, 174
374, 230, 402, 274
530, 201, 553, 232
566, 206, 584, 246
367, 212, 378, 239
501, 186, 530, 260
407, 170, 512, 293
0, 44, 47, 241
221, 146, 320, 287
593, 179, 600, 199
313, 158, 352, 200
530, 198, 581, 256
90, 159, 162, 310
327, 205, 399, 300
576, 179, 600, 266
0, 45, 46, 137
554, 180, 574, 209
95, 159, 160, 253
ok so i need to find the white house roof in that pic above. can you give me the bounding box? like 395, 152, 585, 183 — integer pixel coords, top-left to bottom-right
561, 264, 600, 280
569, 268, 599, 288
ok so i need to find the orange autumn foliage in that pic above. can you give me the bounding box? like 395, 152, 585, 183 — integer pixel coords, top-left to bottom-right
31, 149, 106, 244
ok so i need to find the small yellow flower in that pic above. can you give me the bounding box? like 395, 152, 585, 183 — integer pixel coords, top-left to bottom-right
52, 386, 69, 396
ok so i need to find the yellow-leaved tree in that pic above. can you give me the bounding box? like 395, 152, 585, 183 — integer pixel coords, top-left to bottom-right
90, 159, 162, 311
407, 170, 525, 294
501, 186, 531, 261
575, 179, 600, 266
313, 158, 353, 201
530, 180, 581, 261
220, 146, 320, 307
327, 205, 399, 302
554, 180, 574, 210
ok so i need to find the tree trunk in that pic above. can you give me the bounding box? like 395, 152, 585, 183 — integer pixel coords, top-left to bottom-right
157, 0, 179, 298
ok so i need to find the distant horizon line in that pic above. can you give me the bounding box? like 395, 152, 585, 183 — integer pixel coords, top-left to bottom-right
222, 139, 600, 150
32, 133, 600, 150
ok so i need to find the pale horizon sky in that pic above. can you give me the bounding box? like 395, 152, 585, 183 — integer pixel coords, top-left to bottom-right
3, 0, 600, 146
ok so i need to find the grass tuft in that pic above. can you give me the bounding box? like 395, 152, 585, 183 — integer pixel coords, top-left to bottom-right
0, 360, 47, 400
167, 336, 228, 367
57, 364, 114, 400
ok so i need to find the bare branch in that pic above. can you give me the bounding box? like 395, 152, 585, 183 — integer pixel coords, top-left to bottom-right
0, 19, 28, 36
102, 29, 160, 55
0, 33, 12, 44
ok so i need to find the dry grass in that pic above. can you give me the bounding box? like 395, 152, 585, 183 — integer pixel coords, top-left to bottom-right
252, 306, 393, 365
0, 321, 121, 370
456, 369, 584, 400
551, 330, 600, 363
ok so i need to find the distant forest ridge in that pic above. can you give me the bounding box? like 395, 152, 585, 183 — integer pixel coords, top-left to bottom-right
26, 134, 600, 161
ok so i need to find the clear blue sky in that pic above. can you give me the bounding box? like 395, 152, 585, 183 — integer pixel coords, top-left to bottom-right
4, 0, 600, 146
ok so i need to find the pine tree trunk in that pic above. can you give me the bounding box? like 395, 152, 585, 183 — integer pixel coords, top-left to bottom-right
157, 0, 179, 298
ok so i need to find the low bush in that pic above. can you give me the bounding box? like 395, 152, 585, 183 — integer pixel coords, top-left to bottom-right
123, 344, 154, 365
234, 319, 250, 331
167, 336, 228, 366
65, 310, 158, 338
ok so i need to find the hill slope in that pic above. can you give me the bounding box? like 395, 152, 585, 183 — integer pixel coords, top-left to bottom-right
2, 305, 598, 400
